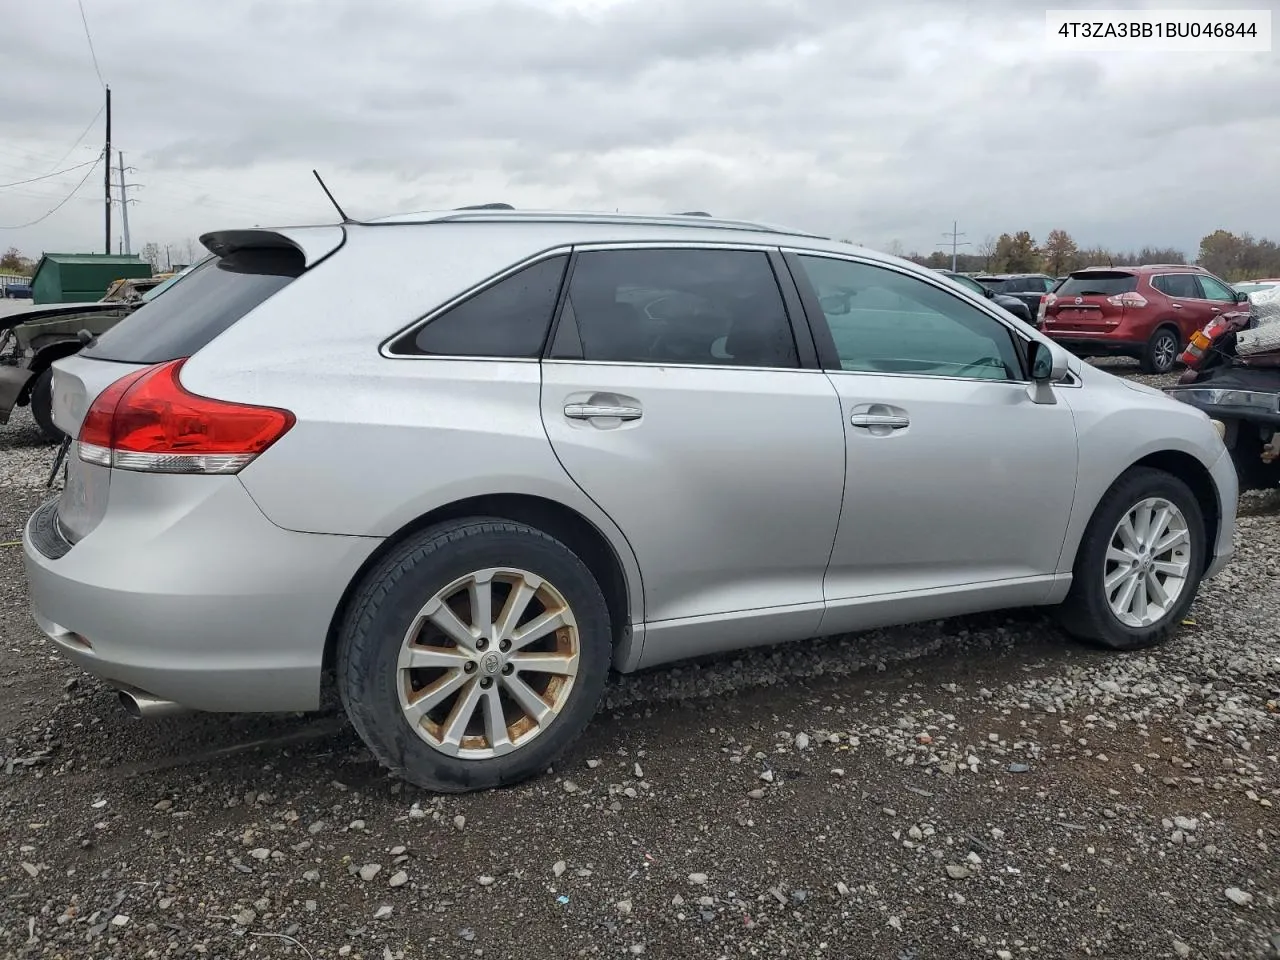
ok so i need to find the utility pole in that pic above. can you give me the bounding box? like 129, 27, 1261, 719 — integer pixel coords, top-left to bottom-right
103, 85, 112, 255
943, 220, 969, 272
115, 150, 139, 255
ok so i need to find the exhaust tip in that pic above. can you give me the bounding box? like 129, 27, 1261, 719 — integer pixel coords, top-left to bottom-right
118, 689, 144, 718
115, 686, 186, 718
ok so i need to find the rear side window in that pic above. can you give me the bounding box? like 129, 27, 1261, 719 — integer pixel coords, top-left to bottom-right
391, 255, 568, 358
559, 249, 798, 368
1055, 272, 1138, 297
82, 248, 304, 364
1152, 274, 1200, 299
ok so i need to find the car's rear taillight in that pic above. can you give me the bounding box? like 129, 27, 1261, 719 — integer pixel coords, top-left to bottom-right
1106, 292, 1148, 308
1037, 294, 1052, 322
77, 359, 294, 474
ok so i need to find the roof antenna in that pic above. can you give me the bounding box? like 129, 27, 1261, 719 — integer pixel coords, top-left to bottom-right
312, 169, 352, 224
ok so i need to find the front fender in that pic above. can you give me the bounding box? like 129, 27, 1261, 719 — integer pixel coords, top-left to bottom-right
1055, 394, 1228, 576
0, 365, 35, 421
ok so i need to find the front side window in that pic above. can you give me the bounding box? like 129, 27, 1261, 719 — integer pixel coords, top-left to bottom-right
1197, 274, 1237, 302
795, 256, 1022, 381
561, 249, 798, 368
393, 255, 569, 358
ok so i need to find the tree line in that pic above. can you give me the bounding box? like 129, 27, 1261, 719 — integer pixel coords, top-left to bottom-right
895, 230, 1280, 281
6, 228, 1279, 283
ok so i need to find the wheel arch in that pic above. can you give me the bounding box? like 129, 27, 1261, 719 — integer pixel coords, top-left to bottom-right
323, 492, 641, 676
1065, 449, 1221, 577
17, 339, 82, 406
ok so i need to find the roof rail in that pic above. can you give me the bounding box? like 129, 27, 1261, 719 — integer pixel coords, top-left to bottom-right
455, 203, 515, 211
1140, 262, 1193, 269
364, 208, 828, 239
676, 211, 712, 217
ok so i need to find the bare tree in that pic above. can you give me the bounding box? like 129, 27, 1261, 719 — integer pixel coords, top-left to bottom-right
139, 242, 163, 272
977, 235, 998, 271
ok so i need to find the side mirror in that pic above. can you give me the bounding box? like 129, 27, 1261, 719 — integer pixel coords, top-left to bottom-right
983, 287, 996, 299
1026, 340, 1067, 404
1235, 290, 1250, 303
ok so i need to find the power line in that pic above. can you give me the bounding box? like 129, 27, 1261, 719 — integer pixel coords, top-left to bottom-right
0, 153, 103, 230
77, 0, 106, 87
0, 156, 102, 189
45, 104, 106, 173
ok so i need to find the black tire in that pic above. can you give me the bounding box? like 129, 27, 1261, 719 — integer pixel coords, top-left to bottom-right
1057, 467, 1205, 650
336, 517, 612, 792
1139, 326, 1180, 374
29, 368, 63, 444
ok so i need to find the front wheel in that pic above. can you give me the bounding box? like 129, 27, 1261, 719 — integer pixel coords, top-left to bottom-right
1057, 467, 1205, 650
336, 518, 612, 792
1140, 327, 1180, 374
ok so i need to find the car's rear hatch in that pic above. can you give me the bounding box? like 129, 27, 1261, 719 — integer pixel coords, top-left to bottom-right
50, 227, 342, 546
1041, 271, 1138, 331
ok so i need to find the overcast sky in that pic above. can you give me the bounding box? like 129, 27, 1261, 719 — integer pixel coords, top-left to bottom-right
0, 0, 1275, 262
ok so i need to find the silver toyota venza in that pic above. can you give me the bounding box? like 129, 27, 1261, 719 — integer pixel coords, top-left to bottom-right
23, 209, 1237, 791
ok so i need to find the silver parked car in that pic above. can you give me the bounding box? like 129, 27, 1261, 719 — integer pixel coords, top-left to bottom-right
23, 209, 1237, 792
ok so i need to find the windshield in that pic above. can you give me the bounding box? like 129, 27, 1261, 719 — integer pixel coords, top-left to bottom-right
944, 273, 987, 296
82, 247, 305, 363
1055, 272, 1138, 297
1234, 283, 1274, 295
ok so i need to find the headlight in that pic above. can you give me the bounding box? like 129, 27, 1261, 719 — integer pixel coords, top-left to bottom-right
1169, 388, 1280, 411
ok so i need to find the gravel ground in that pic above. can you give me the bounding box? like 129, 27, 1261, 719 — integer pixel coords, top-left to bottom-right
1, 363, 1278, 960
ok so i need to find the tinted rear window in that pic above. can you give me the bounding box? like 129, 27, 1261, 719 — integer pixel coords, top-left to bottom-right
81, 247, 305, 363
1055, 272, 1138, 297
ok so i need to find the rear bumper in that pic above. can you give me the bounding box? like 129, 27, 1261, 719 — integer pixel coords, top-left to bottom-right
1042, 334, 1146, 357
22, 475, 380, 713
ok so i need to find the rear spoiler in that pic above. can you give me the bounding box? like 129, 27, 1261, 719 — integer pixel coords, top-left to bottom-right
198, 226, 345, 269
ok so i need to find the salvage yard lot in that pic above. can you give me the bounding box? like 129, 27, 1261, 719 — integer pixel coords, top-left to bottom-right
1, 367, 1278, 960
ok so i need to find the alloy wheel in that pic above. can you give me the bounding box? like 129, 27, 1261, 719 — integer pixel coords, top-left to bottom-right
1103, 497, 1192, 628
396, 567, 580, 759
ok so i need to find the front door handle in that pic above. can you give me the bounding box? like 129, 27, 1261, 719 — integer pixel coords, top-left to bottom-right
564, 402, 642, 421
1170, 303, 1183, 309
850, 413, 909, 429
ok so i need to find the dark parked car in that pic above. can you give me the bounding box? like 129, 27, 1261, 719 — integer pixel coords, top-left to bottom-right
934, 270, 1034, 324
3, 281, 33, 299
976, 273, 1058, 319
1039, 264, 1248, 374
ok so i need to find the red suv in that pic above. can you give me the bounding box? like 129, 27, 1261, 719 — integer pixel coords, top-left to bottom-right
1038, 264, 1248, 374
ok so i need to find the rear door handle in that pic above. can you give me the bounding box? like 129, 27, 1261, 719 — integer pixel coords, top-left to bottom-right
850, 413, 909, 429
564, 402, 642, 421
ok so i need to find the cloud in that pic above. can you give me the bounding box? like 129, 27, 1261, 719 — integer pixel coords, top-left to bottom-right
0, 0, 1275, 258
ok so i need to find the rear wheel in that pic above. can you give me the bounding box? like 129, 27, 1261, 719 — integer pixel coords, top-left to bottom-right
1140, 327, 1180, 374
29, 369, 63, 444
337, 518, 612, 792
1057, 467, 1205, 650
